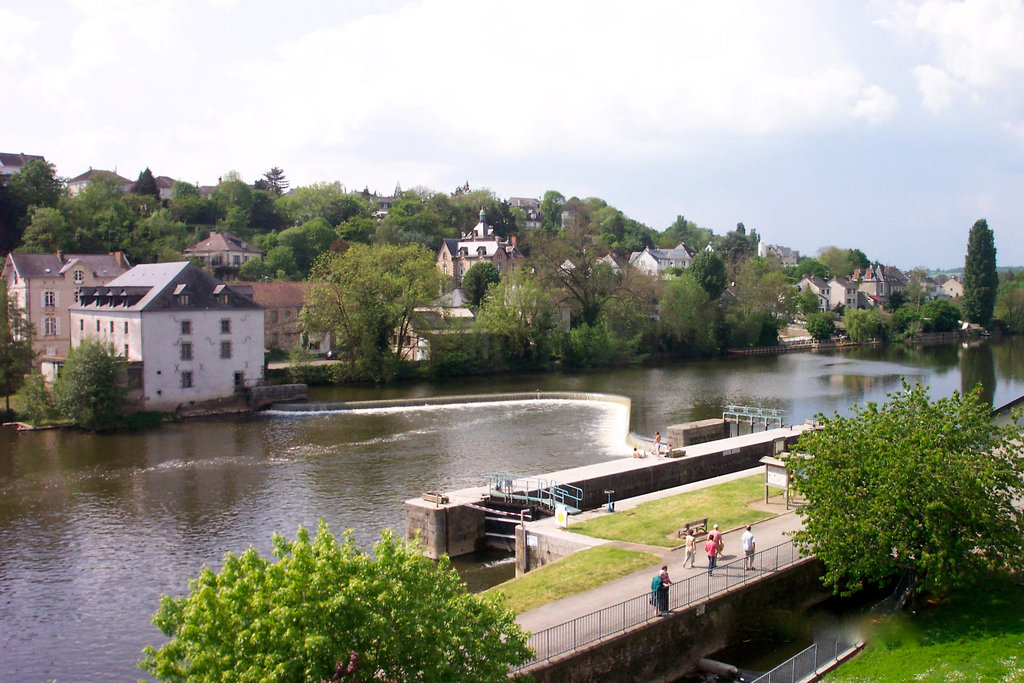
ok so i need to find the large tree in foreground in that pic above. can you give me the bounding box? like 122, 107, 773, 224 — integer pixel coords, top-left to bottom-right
790, 381, 1024, 598
962, 218, 998, 325
139, 524, 530, 682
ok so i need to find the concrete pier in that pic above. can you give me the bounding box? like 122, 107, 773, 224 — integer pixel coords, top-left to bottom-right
405, 425, 810, 560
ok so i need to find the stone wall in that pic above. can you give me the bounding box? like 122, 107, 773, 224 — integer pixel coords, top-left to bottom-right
515, 526, 600, 575
405, 498, 486, 560
667, 419, 729, 446
522, 559, 829, 683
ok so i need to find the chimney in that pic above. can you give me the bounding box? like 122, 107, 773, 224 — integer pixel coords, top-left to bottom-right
56, 250, 65, 263
511, 235, 517, 247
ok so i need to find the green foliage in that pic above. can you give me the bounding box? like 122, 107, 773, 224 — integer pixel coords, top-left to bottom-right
20, 207, 73, 252
919, 298, 960, 333
139, 523, 530, 682
0, 282, 34, 410
994, 274, 1024, 333
962, 218, 998, 326
658, 272, 718, 355
461, 261, 501, 308
794, 287, 822, 316
540, 189, 566, 232
824, 576, 1024, 682
132, 168, 159, 198
688, 249, 727, 299
791, 258, 831, 281
6, 158, 64, 213
476, 267, 555, 365
791, 382, 1024, 597
17, 372, 56, 424
51, 339, 126, 431
843, 307, 887, 343
817, 246, 868, 278
805, 311, 836, 341
660, 215, 713, 252
303, 243, 443, 382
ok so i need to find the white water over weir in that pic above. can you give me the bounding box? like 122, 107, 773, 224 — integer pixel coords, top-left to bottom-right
270, 390, 634, 416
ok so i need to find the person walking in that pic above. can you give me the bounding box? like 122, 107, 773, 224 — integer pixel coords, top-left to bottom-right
742, 525, 756, 570
705, 536, 718, 574
708, 523, 724, 558
682, 529, 696, 568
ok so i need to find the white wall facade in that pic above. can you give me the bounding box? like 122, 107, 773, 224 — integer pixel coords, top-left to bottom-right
72, 308, 264, 411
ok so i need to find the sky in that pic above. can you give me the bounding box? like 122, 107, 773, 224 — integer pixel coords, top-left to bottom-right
4, 0, 1024, 270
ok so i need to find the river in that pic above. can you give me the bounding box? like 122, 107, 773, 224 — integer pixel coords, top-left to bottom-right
2, 339, 1023, 681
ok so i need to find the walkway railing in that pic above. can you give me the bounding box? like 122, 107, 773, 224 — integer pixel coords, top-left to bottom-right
750, 636, 860, 683
487, 473, 583, 513
518, 540, 807, 670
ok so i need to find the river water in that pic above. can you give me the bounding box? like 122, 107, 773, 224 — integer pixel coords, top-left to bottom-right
2, 339, 1023, 682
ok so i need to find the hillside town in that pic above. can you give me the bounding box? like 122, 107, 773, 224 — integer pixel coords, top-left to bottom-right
2, 153, 995, 419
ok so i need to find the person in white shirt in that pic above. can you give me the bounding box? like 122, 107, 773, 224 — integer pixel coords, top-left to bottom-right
741, 525, 756, 570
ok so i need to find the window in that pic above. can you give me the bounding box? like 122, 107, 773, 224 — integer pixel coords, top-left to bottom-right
220, 341, 232, 359
124, 322, 128, 334
270, 311, 278, 323
181, 371, 193, 388
220, 319, 231, 334
176, 294, 190, 306
43, 291, 55, 307
232, 255, 241, 266
124, 344, 129, 357
109, 321, 114, 333
96, 320, 100, 332
44, 317, 57, 336
80, 319, 84, 331
180, 342, 192, 361
74, 269, 83, 284
180, 320, 192, 335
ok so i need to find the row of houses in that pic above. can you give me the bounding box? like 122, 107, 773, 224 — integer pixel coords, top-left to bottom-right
795, 265, 963, 311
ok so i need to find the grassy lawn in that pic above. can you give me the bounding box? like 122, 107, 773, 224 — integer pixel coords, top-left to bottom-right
484, 546, 659, 614
569, 475, 778, 547
827, 576, 1024, 681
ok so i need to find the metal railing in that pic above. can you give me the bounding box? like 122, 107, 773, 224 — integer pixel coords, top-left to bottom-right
750, 636, 859, 683
518, 540, 807, 670
487, 473, 583, 512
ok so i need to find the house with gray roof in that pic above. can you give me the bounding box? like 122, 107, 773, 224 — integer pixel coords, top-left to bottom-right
436, 209, 523, 288
66, 168, 133, 196
628, 243, 695, 276
72, 262, 264, 411
2, 251, 131, 364
183, 230, 264, 280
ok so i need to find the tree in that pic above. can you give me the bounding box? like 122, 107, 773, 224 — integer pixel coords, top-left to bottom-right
303, 243, 443, 382
262, 167, 289, 195
132, 168, 159, 198
963, 218, 998, 326
688, 249, 727, 299
843, 307, 886, 342
19, 207, 73, 253
792, 258, 831, 281
52, 339, 125, 431
476, 267, 555, 363
0, 282, 34, 412
658, 272, 718, 355
804, 311, 836, 341
140, 522, 530, 682
539, 190, 566, 232
790, 382, 1024, 598
6, 158, 64, 213
920, 298, 960, 333
461, 262, 501, 308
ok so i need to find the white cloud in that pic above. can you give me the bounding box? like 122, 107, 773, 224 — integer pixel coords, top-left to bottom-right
883, 0, 1024, 108
914, 63, 961, 110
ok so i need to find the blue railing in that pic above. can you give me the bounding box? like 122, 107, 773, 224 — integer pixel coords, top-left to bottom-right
488, 473, 583, 513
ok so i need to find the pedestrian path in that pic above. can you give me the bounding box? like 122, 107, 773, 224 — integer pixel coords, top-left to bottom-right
514, 467, 804, 635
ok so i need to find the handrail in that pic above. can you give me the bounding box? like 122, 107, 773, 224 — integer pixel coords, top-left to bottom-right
516, 540, 808, 671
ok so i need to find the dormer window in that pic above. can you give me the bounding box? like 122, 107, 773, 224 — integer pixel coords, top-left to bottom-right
74, 269, 84, 284
173, 283, 190, 306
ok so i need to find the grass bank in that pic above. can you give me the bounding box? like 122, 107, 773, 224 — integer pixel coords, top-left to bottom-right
570, 475, 778, 547
485, 546, 659, 614
826, 576, 1024, 681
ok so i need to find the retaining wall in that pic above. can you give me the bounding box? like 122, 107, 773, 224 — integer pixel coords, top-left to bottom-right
521, 559, 830, 683
667, 419, 729, 446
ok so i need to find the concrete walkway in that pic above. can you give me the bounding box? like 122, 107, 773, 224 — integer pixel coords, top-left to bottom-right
514, 466, 804, 634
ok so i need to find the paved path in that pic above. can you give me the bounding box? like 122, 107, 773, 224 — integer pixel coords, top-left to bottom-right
515, 467, 804, 635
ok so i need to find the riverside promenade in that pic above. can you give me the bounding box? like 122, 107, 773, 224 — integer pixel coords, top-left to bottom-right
511, 467, 813, 678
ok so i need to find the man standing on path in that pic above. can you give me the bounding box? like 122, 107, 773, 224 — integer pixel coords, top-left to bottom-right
705, 536, 718, 574
708, 523, 724, 558
741, 525, 756, 570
